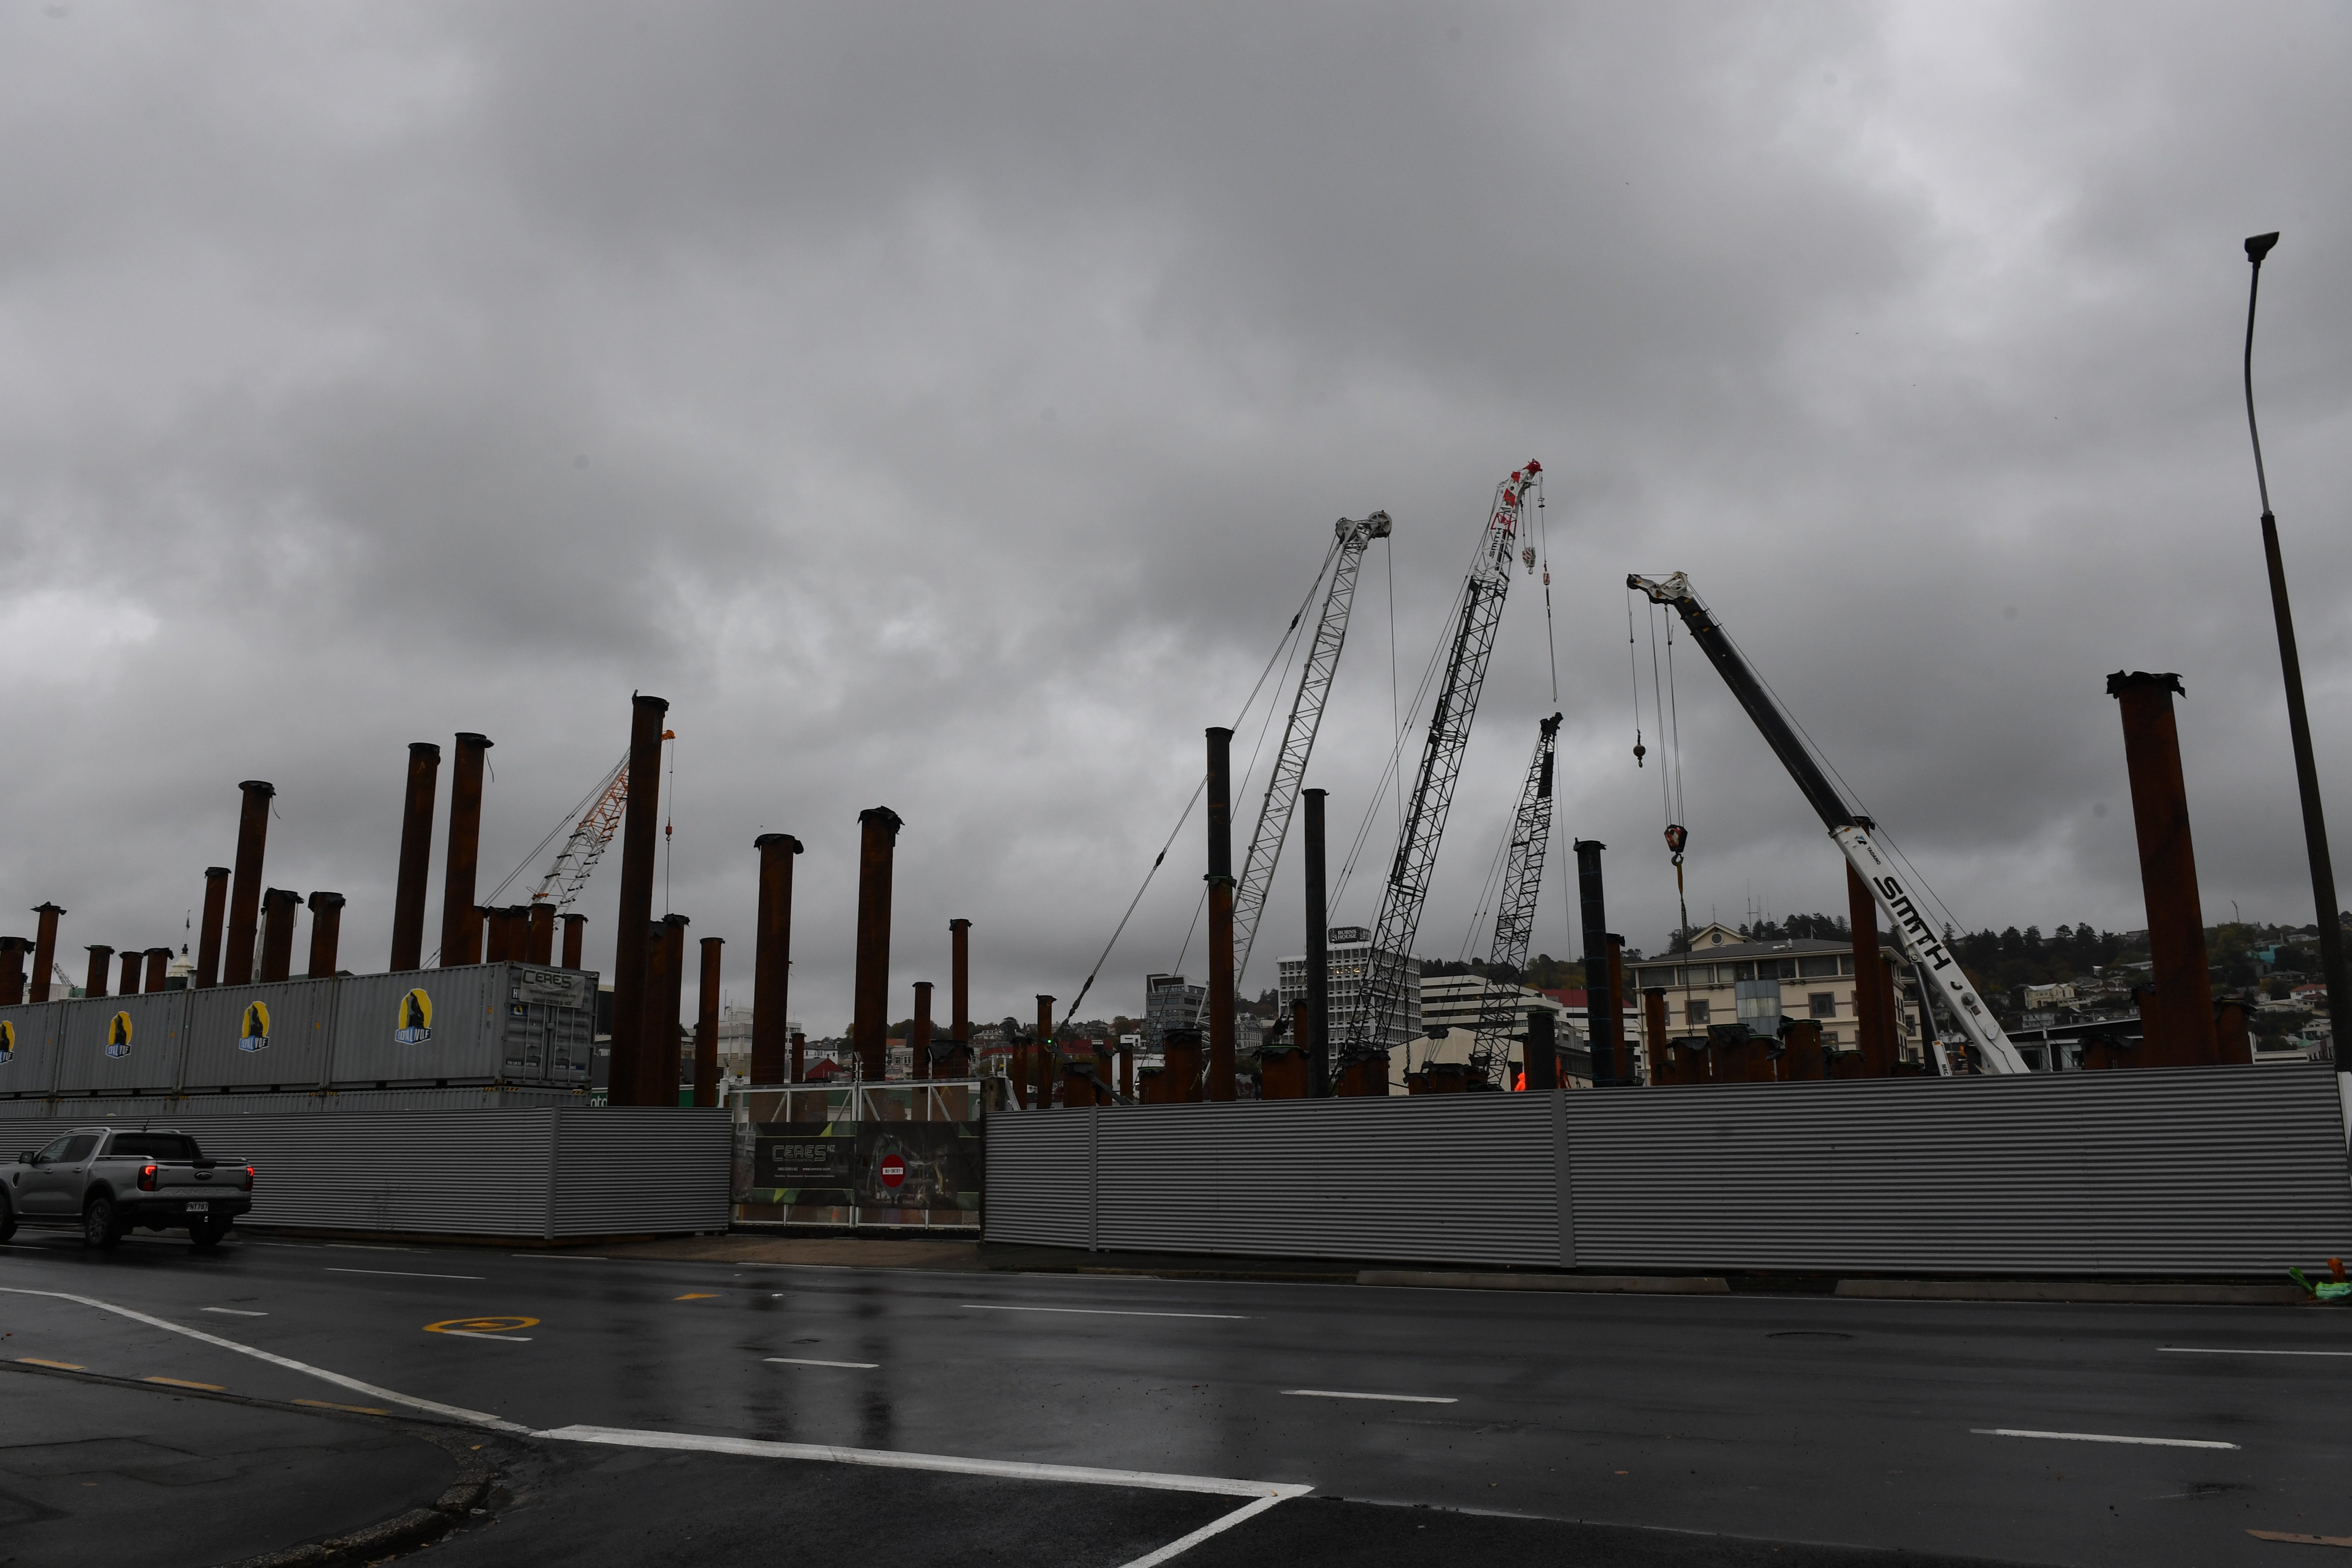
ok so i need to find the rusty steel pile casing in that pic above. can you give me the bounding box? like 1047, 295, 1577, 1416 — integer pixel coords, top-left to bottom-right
30, 903, 63, 1003
1204, 727, 1237, 1101
1642, 988, 1673, 1085
1525, 1004, 1558, 1091
1607, 934, 1629, 1081
638, 915, 687, 1105
1843, 860, 1895, 1073
1574, 840, 1619, 1084
912, 980, 934, 1081
694, 936, 723, 1108
0, 935, 30, 1005
1034, 995, 1055, 1108
561, 912, 587, 971
223, 781, 275, 987
194, 871, 228, 989
306, 892, 345, 978
2109, 672, 2219, 1067
438, 735, 492, 971
484, 905, 527, 964
752, 833, 803, 1086
607, 695, 669, 1106
144, 947, 172, 993
259, 888, 301, 983
850, 808, 903, 1082
1302, 787, 1331, 1097
942, 917, 972, 1078
526, 904, 555, 966
117, 949, 143, 997
390, 741, 441, 971
84, 944, 113, 999
1160, 1026, 1204, 1103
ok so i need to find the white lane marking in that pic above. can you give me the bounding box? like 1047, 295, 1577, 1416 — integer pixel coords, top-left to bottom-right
325, 1267, 485, 1281
326, 1243, 414, 1252
1973, 1428, 2239, 1450
1116, 1492, 1292, 1568
0, 1286, 523, 1431
444, 1331, 534, 1343
1282, 1388, 1457, 1404
536, 1425, 1309, 1498
765, 1356, 879, 1369
513, 1254, 608, 1261
2161, 1346, 2352, 1358
200, 1308, 267, 1317
959, 1304, 1249, 1321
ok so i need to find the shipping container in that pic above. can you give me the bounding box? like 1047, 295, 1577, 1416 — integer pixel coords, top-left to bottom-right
0, 1002, 64, 1099
182, 978, 339, 1093
328, 964, 596, 1088
54, 991, 191, 1095
498, 965, 598, 1086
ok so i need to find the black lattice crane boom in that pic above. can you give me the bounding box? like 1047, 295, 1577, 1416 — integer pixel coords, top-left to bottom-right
1345, 461, 1541, 1067
1469, 712, 1562, 1084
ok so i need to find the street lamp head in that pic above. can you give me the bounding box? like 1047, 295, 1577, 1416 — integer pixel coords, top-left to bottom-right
2246, 231, 2281, 264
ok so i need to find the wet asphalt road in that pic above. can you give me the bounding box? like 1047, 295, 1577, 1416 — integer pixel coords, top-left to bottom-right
3, 1228, 2348, 1567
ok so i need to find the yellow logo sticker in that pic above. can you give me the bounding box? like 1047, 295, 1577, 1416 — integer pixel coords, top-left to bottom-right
394, 988, 433, 1045
104, 1011, 133, 1060
238, 1000, 271, 1054
0, 1018, 13, 1063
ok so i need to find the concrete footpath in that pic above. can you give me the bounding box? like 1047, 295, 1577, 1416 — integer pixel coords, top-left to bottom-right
0, 1364, 490, 1568
597, 1233, 2313, 1303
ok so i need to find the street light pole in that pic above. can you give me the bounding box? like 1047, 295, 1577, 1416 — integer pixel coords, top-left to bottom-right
2240, 231, 2350, 1086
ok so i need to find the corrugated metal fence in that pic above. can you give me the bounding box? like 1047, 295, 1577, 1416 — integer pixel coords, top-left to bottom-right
32, 1108, 733, 1240
986, 1064, 2352, 1276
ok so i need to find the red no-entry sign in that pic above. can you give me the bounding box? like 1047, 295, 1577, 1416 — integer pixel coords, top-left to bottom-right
879, 1154, 907, 1190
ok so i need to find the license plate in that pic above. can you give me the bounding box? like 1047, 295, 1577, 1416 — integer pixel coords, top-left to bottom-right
186, 1202, 208, 1213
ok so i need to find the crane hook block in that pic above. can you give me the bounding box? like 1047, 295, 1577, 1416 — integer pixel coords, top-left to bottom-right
1663, 822, 1688, 856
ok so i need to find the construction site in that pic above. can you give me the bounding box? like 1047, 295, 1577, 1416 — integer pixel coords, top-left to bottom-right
0, 439, 2339, 1280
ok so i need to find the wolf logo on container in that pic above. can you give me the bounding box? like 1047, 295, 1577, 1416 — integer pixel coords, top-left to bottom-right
105, 1012, 133, 1059
394, 988, 433, 1046
238, 1000, 271, 1053
0, 1019, 13, 1064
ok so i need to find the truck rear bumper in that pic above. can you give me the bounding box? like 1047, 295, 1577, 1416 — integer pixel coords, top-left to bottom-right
124, 1196, 253, 1223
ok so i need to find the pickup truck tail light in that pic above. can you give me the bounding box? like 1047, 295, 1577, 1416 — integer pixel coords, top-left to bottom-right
242, 1165, 255, 1192
137, 1163, 158, 1192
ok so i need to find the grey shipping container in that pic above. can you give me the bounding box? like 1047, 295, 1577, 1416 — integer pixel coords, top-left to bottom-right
0, 1096, 52, 1122
329, 964, 596, 1088
55, 991, 191, 1095
0, 1002, 64, 1098
182, 978, 339, 1093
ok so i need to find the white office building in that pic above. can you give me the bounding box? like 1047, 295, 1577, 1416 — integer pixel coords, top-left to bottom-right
1275, 927, 1422, 1056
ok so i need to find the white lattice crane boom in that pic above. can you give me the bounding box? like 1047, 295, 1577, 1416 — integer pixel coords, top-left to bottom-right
1233, 512, 1393, 984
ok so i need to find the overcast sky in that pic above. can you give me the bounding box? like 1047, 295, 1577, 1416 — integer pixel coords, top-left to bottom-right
4, 2, 2348, 1033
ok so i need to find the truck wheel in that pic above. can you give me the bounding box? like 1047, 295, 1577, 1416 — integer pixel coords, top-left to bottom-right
190, 1219, 229, 1250
83, 1195, 123, 1251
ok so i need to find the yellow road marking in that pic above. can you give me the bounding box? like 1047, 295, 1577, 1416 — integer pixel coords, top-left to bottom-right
144, 1376, 226, 1392
674, 1293, 719, 1301
423, 1316, 540, 1336
18, 1357, 83, 1370
297, 1398, 392, 1416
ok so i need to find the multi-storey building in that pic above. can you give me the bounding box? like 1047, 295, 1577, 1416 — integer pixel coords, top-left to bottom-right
1275, 926, 1422, 1056
1622, 923, 1922, 1062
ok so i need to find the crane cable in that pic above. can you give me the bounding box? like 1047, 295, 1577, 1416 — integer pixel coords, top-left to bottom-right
1059, 535, 1342, 1029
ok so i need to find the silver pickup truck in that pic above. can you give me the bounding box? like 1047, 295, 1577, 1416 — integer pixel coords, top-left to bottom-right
1, 1127, 253, 1250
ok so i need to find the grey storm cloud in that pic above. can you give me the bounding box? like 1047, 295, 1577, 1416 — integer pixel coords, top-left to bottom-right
0, 1, 2347, 1029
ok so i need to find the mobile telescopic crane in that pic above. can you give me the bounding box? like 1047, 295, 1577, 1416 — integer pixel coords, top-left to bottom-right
1626, 572, 2030, 1074
1345, 463, 1541, 1067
